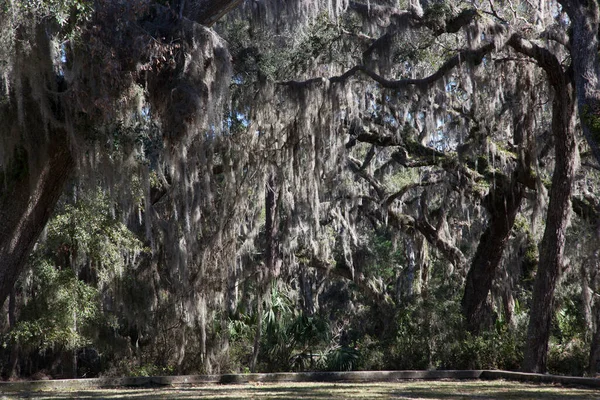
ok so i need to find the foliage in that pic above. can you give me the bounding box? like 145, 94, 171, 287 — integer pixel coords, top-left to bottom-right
45, 190, 146, 283
1, 189, 146, 377
25, 0, 92, 26
3, 0, 600, 379
4, 260, 98, 352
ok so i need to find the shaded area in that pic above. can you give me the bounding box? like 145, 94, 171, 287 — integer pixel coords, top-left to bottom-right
6, 381, 600, 400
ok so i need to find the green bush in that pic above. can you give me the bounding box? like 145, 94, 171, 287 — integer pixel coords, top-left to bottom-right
547, 338, 588, 376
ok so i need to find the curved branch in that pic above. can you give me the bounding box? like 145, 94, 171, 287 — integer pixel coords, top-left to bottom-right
507, 34, 567, 90
347, 156, 386, 200
279, 42, 498, 91
178, 0, 244, 26
385, 180, 441, 206
310, 256, 385, 303
387, 210, 466, 269
351, 171, 466, 269
356, 42, 496, 90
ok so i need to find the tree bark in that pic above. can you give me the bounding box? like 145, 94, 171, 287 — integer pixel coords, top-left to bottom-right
507, 33, 578, 374
462, 68, 536, 334
265, 175, 280, 278
0, 29, 75, 309
299, 267, 315, 315
522, 74, 577, 374
7, 288, 19, 379
249, 296, 263, 373
589, 294, 600, 375
462, 173, 523, 334
558, 0, 600, 166
0, 126, 74, 309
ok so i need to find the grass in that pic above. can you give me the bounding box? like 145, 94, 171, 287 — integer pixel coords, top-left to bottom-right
4, 380, 599, 399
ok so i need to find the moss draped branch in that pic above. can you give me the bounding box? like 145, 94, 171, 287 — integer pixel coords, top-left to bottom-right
280, 42, 496, 92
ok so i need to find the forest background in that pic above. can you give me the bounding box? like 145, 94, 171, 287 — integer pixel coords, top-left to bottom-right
1, 0, 600, 380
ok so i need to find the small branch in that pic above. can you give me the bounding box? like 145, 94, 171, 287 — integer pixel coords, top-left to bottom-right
347, 156, 386, 200
360, 145, 377, 170
385, 180, 441, 206
485, 0, 509, 25
582, 161, 600, 172
540, 25, 570, 49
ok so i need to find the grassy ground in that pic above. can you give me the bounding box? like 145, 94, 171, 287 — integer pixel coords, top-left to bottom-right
2, 380, 599, 399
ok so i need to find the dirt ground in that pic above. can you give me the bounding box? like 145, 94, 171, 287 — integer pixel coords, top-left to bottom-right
1, 380, 599, 399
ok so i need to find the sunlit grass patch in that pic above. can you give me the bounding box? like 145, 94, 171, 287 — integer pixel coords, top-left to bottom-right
8, 379, 600, 399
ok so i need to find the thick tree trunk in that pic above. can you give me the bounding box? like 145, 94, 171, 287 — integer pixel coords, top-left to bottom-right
589, 296, 600, 376
182, 0, 244, 26
0, 125, 74, 309
523, 83, 577, 374
7, 288, 19, 379
462, 67, 536, 334
507, 31, 578, 374
559, 0, 600, 166
0, 65, 75, 311
462, 174, 523, 333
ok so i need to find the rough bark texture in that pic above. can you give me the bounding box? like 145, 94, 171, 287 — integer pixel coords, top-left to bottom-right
590, 296, 600, 375
0, 126, 74, 309
461, 68, 535, 334
7, 288, 19, 379
462, 174, 523, 333
506, 32, 578, 374
559, 0, 600, 166
522, 71, 577, 374
265, 175, 280, 279
0, 22, 76, 309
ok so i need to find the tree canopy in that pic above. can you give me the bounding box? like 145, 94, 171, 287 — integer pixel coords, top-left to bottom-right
2, 0, 600, 378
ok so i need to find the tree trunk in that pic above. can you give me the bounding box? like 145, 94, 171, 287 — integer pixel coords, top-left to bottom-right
523, 80, 577, 374
560, 10, 600, 372
250, 174, 279, 372
7, 288, 19, 379
589, 295, 600, 376
0, 131, 74, 309
249, 297, 263, 373
402, 236, 417, 302
462, 173, 523, 333
559, 0, 600, 166
507, 31, 578, 374
299, 267, 315, 316
462, 66, 536, 334
265, 175, 280, 278
0, 30, 75, 309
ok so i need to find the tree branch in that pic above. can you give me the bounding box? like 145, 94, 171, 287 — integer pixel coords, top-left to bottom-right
507, 33, 567, 90
280, 42, 497, 92
385, 180, 441, 206
347, 156, 386, 200
310, 256, 385, 303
